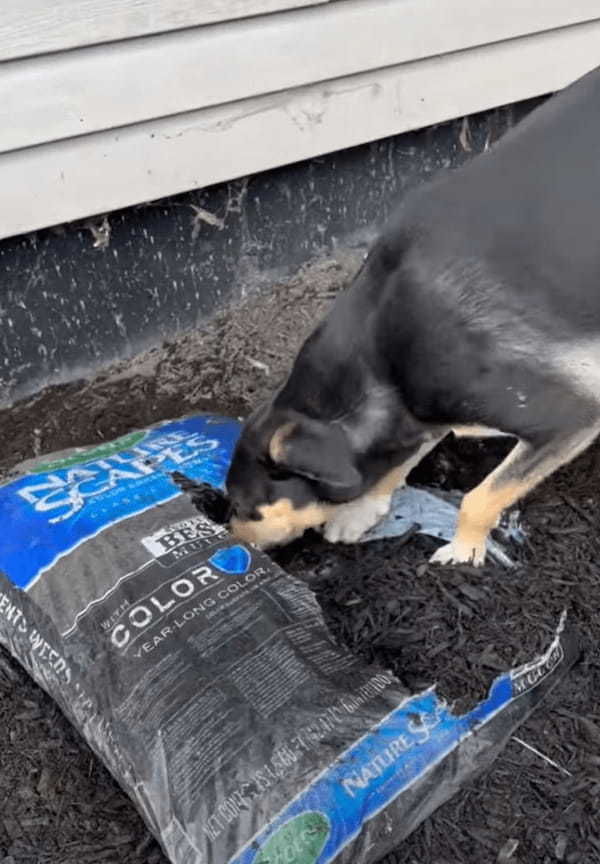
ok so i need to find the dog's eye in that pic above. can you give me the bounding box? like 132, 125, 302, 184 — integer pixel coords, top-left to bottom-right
270, 465, 297, 482
230, 503, 262, 522
260, 456, 294, 482
270, 466, 295, 482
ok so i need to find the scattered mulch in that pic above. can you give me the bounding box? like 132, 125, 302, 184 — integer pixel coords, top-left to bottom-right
0, 254, 360, 478
273, 431, 600, 864
1, 251, 600, 864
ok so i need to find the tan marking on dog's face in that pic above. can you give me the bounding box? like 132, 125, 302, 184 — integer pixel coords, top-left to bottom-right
230, 497, 333, 549
269, 422, 296, 463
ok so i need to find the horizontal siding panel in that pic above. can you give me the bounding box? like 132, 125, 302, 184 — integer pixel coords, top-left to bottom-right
1, 21, 599, 241
2, 0, 600, 153
0, 0, 328, 61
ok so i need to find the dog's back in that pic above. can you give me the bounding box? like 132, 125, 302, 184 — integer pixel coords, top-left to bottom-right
386, 65, 600, 332
355, 66, 600, 430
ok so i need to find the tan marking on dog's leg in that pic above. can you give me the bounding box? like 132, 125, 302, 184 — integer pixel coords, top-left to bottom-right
324, 435, 444, 544
269, 422, 296, 463
446, 476, 531, 567
431, 428, 600, 566
451, 424, 512, 439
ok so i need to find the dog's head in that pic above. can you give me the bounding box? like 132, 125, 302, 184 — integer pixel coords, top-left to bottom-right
225, 405, 364, 548
225, 398, 431, 548
225, 243, 435, 548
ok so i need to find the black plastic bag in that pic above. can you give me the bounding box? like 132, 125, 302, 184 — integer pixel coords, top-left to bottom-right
0, 415, 579, 864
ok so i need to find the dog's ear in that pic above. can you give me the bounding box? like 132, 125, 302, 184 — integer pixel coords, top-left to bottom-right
269, 419, 362, 501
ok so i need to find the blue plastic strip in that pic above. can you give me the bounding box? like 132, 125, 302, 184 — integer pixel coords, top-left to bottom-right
231, 675, 513, 864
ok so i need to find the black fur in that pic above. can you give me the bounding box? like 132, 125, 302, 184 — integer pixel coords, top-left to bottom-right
226, 65, 600, 540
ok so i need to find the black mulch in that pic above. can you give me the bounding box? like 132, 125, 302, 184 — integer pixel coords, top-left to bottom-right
1, 433, 599, 864
1, 249, 599, 863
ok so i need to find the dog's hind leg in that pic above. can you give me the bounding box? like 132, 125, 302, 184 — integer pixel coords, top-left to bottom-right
430, 425, 600, 566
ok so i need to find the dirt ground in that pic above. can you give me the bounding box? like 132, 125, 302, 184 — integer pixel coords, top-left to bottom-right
1, 252, 600, 864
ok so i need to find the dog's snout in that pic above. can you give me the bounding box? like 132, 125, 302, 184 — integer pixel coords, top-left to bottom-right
226, 498, 264, 529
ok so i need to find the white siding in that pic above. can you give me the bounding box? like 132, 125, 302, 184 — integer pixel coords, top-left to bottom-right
0, 0, 599, 239
3, 0, 600, 153
0, 0, 329, 60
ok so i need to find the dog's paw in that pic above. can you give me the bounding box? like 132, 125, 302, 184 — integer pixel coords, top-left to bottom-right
324, 495, 391, 544
429, 539, 486, 567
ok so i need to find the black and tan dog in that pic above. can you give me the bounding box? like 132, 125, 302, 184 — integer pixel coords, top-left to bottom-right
226, 65, 600, 566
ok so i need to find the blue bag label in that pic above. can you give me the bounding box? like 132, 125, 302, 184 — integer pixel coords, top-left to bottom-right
0, 416, 241, 590
230, 622, 566, 864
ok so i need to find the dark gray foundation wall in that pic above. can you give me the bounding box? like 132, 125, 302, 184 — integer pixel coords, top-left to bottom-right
0, 97, 544, 408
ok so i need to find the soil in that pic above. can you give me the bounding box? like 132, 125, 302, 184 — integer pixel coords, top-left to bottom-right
1, 251, 600, 864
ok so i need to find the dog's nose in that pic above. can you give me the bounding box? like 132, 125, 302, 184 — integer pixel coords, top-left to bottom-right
229, 516, 261, 546
229, 503, 255, 524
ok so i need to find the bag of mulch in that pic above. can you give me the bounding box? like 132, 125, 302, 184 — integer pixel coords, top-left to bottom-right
0, 414, 579, 864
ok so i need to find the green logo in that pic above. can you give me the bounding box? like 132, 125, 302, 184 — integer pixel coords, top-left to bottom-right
31, 430, 146, 473
255, 811, 330, 864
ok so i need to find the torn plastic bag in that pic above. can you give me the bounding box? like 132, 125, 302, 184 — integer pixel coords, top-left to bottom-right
0, 414, 579, 864
362, 485, 525, 567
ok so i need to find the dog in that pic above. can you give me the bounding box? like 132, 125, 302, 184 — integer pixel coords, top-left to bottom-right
226, 65, 600, 566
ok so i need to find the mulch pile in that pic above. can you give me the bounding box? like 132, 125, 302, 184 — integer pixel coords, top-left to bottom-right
1, 254, 599, 864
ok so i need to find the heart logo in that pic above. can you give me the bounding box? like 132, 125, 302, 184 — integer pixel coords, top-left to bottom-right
208, 545, 251, 575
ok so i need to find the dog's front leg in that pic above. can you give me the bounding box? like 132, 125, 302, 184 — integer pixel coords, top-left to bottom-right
431, 426, 600, 566
324, 437, 442, 543
322, 488, 396, 544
